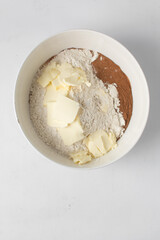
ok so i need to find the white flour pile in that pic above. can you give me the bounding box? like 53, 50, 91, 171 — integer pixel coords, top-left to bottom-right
29, 49, 125, 156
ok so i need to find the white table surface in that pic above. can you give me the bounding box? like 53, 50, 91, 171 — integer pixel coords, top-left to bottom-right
0, 0, 160, 239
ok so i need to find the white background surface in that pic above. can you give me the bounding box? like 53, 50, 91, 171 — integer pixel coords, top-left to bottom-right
0, 0, 159, 239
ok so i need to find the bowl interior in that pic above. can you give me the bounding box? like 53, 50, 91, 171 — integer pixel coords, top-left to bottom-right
15, 30, 149, 168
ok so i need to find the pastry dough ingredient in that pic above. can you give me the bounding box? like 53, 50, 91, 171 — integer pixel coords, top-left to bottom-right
70, 151, 92, 164
84, 129, 117, 158
57, 118, 84, 146
46, 94, 79, 127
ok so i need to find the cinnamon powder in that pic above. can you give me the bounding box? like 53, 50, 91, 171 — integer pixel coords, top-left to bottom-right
92, 53, 133, 130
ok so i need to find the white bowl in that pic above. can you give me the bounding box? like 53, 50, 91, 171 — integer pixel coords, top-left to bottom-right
15, 30, 149, 169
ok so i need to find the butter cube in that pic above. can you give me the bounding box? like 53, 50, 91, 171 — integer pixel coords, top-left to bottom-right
64, 74, 80, 86
57, 118, 84, 146
44, 84, 69, 106
58, 63, 74, 79
37, 71, 52, 88
52, 76, 64, 88
86, 140, 102, 158
56, 85, 69, 96
37, 62, 60, 88
90, 130, 107, 154
46, 94, 79, 127
50, 68, 60, 79
70, 151, 92, 164
76, 67, 87, 78
47, 119, 67, 128
102, 132, 117, 152
83, 129, 117, 158
43, 84, 58, 106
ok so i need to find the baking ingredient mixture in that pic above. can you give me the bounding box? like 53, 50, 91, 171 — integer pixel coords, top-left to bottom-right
29, 48, 133, 165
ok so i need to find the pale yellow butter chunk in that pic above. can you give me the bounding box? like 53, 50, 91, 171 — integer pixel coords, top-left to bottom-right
63, 72, 89, 87
37, 62, 60, 87
58, 63, 90, 87
70, 151, 92, 165
102, 132, 117, 152
56, 85, 69, 96
64, 74, 81, 86
58, 62, 74, 77
74, 67, 91, 86
83, 130, 117, 158
56, 63, 74, 81
75, 67, 88, 80
46, 94, 79, 127
57, 118, 84, 146
43, 84, 69, 106
86, 130, 107, 154
86, 140, 103, 158
43, 84, 58, 106
50, 68, 60, 79
47, 119, 67, 128
37, 71, 53, 88
52, 76, 64, 88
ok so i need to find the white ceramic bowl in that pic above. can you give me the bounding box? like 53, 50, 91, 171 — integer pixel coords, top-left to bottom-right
15, 30, 149, 169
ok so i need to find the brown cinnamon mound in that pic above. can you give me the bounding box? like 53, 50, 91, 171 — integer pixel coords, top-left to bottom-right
92, 53, 133, 130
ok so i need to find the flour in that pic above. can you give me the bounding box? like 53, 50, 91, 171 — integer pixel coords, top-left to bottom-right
69, 83, 125, 138
29, 49, 125, 157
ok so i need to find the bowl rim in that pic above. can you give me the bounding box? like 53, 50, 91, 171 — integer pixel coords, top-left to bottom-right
14, 29, 150, 169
